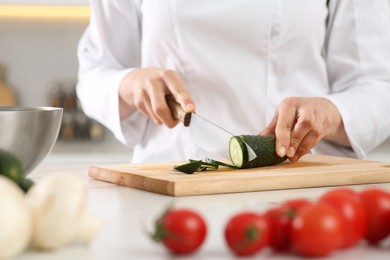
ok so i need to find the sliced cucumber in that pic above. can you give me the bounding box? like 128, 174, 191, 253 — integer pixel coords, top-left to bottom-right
229, 135, 287, 169
174, 159, 219, 174
174, 135, 286, 174
229, 137, 247, 168
205, 158, 239, 169
174, 160, 202, 174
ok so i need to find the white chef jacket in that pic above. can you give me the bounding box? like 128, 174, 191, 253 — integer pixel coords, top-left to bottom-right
77, 0, 390, 163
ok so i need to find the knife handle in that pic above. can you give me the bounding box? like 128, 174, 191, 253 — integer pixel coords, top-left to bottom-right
165, 96, 191, 127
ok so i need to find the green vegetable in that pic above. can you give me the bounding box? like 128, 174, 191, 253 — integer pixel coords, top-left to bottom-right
229, 135, 287, 168
0, 149, 23, 184
205, 158, 239, 169
174, 135, 287, 174
18, 178, 34, 193
174, 160, 202, 174
174, 160, 219, 174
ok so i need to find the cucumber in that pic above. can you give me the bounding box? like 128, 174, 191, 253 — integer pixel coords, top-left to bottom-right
174, 160, 219, 174
205, 158, 239, 169
18, 178, 34, 193
0, 149, 23, 184
229, 135, 287, 168
173, 135, 287, 174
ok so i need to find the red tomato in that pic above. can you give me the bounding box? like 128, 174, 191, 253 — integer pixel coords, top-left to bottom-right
319, 188, 367, 248
291, 202, 344, 257
152, 208, 207, 255
264, 206, 291, 252
282, 198, 311, 211
224, 212, 269, 256
360, 188, 390, 244
265, 198, 310, 252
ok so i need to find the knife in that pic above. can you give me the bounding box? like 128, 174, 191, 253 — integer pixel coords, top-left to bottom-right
166, 96, 256, 161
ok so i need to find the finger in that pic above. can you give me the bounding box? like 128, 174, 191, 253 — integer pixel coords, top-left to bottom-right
161, 70, 196, 112
274, 99, 297, 157
290, 129, 321, 162
133, 92, 149, 118
133, 87, 161, 125
290, 113, 325, 162
142, 95, 162, 125
150, 89, 178, 128
287, 107, 315, 158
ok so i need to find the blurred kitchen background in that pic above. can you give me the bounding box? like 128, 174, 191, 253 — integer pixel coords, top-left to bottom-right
0, 1, 388, 163
0, 1, 131, 163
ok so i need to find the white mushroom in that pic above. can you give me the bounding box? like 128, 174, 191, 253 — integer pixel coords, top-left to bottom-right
0, 175, 32, 259
26, 174, 100, 250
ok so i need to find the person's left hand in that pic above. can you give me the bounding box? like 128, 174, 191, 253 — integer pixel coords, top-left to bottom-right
260, 97, 349, 162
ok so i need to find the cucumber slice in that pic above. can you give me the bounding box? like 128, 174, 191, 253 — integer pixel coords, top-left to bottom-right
174, 160, 203, 174
229, 136, 248, 168
174, 160, 219, 174
229, 135, 287, 169
205, 158, 239, 169
189, 159, 219, 169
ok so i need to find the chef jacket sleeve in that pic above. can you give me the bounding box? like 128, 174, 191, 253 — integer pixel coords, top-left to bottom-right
321, 0, 390, 158
76, 0, 147, 147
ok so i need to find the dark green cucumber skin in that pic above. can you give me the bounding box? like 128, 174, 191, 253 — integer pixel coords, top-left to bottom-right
174, 160, 203, 174
0, 149, 23, 184
234, 135, 287, 168
174, 160, 219, 174
19, 178, 34, 193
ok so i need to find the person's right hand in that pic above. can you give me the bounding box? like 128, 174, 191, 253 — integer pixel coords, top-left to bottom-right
119, 68, 196, 128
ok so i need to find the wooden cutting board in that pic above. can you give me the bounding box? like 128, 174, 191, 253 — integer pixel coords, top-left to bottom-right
88, 154, 390, 197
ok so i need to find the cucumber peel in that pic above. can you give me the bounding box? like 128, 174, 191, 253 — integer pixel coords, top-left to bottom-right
204, 158, 239, 169
174, 159, 219, 174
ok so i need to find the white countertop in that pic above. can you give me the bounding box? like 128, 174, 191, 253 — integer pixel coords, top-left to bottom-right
16, 155, 390, 260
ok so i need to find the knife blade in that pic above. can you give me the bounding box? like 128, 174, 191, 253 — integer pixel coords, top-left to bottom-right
166, 96, 257, 161
189, 112, 233, 160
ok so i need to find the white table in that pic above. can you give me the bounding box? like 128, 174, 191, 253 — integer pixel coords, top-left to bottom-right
18, 156, 390, 260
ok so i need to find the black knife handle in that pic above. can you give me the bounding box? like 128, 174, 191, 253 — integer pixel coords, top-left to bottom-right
165, 96, 191, 127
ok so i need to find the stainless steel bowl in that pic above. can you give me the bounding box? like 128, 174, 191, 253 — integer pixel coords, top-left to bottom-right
0, 107, 63, 175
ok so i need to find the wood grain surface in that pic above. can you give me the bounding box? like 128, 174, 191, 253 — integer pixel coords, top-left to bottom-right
88, 154, 390, 197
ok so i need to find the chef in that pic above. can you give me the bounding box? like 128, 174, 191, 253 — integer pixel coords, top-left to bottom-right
77, 0, 390, 163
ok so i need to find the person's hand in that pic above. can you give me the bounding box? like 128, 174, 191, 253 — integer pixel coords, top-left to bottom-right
260, 97, 349, 162
119, 68, 195, 128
